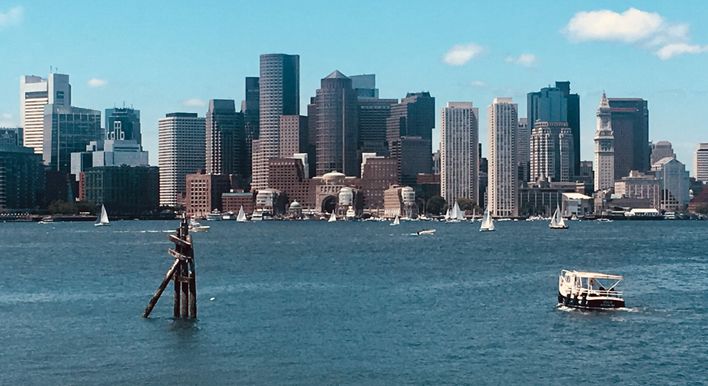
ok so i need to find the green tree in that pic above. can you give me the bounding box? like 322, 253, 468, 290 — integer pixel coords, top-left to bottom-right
456, 197, 475, 211
426, 196, 447, 215
48, 200, 76, 215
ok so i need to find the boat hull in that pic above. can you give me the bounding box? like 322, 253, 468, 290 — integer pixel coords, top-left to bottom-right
558, 293, 624, 309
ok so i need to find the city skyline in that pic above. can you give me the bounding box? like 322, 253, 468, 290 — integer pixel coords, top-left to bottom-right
1, 2, 707, 171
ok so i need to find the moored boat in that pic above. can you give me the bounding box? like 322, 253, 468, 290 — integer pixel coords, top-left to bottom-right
189, 218, 210, 232
558, 270, 625, 309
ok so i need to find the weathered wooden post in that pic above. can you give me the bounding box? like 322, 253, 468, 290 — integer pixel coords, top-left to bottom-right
143, 215, 197, 319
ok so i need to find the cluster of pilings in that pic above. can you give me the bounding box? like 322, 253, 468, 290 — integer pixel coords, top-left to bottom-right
143, 216, 197, 319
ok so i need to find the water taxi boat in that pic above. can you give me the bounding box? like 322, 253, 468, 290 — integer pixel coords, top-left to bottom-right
416, 229, 436, 235
558, 270, 624, 309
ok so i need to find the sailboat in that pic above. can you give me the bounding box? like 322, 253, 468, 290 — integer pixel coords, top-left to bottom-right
390, 215, 400, 226
549, 205, 568, 229
456, 203, 465, 222
328, 211, 337, 222
479, 208, 495, 232
444, 208, 451, 221
471, 208, 477, 222
236, 205, 247, 222
95, 204, 110, 227
448, 202, 461, 223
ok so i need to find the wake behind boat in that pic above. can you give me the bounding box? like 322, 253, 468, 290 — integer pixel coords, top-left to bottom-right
94, 205, 110, 227
558, 270, 625, 309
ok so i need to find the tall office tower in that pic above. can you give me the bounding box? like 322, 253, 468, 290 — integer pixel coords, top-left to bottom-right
252, 53, 299, 190
43, 105, 101, 173
279, 115, 308, 158
350, 74, 379, 98
608, 97, 649, 177
650, 141, 676, 165
527, 81, 579, 176
20, 73, 71, 154
488, 98, 518, 218
529, 121, 573, 182
386, 92, 435, 185
158, 112, 206, 206
306, 97, 317, 178
594, 93, 615, 191
516, 118, 530, 182
440, 102, 479, 207
205, 99, 245, 176
242, 76, 259, 180
357, 98, 397, 155
695, 143, 708, 182
314, 70, 358, 176
105, 107, 141, 143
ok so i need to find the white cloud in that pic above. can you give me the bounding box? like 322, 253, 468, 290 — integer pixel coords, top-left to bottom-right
0, 6, 23, 28
443, 43, 483, 66
505, 53, 537, 67
182, 98, 206, 108
470, 80, 486, 87
87, 78, 107, 88
563, 8, 706, 60
656, 43, 708, 60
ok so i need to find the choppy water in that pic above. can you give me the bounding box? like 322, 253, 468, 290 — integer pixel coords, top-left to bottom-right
1, 220, 706, 384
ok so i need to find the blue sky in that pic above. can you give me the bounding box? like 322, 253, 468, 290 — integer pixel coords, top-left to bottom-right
1, 1, 706, 173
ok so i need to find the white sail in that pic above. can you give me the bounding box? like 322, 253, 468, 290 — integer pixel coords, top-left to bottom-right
95, 204, 110, 226
455, 202, 465, 221
328, 211, 337, 222
471, 208, 476, 222
549, 205, 568, 229
444, 208, 451, 221
236, 205, 247, 222
391, 215, 400, 226
480, 208, 495, 232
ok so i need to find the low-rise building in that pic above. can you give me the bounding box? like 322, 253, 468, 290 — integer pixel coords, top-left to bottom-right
651, 157, 690, 211
614, 170, 660, 209
82, 165, 159, 216
222, 191, 254, 215
0, 144, 44, 211
561, 192, 593, 217
383, 185, 416, 218
185, 171, 231, 218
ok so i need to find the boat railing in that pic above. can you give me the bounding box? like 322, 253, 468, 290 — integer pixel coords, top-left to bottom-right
579, 288, 623, 298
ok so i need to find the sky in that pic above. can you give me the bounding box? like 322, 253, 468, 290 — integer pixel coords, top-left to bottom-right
1, 0, 707, 173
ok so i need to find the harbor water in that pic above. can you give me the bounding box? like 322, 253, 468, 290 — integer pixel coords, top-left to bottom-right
1, 220, 706, 384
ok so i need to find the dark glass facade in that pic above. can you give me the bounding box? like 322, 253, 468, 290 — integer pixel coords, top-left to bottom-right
608, 98, 649, 178
43, 105, 102, 174
0, 144, 44, 210
105, 107, 141, 144
206, 99, 245, 177
82, 165, 159, 216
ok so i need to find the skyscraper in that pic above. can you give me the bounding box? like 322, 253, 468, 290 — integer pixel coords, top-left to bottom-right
695, 143, 708, 182
516, 117, 530, 183
350, 74, 379, 98
357, 98, 396, 155
441, 102, 479, 207
279, 115, 307, 158
386, 92, 435, 185
105, 107, 141, 144
314, 70, 358, 176
20, 73, 71, 154
608, 98, 649, 178
243, 76, 259, 180
594, 93, 615, 191
529, 121, 574, 183
527, 81, 579, 176
205, 99, 245, 176
488, 98, 518, 218
42, 104, 102, 173
158, 112, 206, 207
252, 53, 299, 190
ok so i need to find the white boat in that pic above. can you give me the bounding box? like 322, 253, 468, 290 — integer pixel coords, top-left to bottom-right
558, 270, 625, 309
345, 206, 356, 220
189, 218, 210, 232
390, 215, 400, 226
470, 208, 477, 222
328, 211, 337, 222
479, 208, 495, 232
549, 205, 568, 229
416, 229, 436, 235
236, 206, 247, 222
206, 210, 222, 221
444, 208, 451, 221
94, 205, 110, 227
221, 212, 234, 220
447, 202, 462, 223
38, 216, 53, 224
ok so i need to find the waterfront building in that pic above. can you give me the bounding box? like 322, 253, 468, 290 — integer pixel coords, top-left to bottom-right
222, 191, 255, 215
440, 102, 479, 207
42, 104, 102, 174
0, 128, 23, 146
594, 93, 615, 191
518, 181, 580, 217
360, 156, 399, 211
206, 99, 245, 177
527, 81, 579, 176
608, 97, 649, 176
561, 192, 593, 217
695, 143, 708, 182
488, 98, 518, 217
185, 171, 232, 218
383, 185, 416, 218
20, 73, 71, 154
70, 137, 148, 181
614, 170, 661, 209
243, 76, 259, 181
516, 118, 530, 182
650, 141, 676, 165
252, 53, 299, 190
0, 144, 44, 211
314, 70, 359, 177
158, 113, 205, 207
312, 171, 361, 215
105, 107, 141, 144
651, 157, 690, 211
267, 158, 314, 209
530, 121, 573, 183
386, 92, 435, 184
279, 115, 308, 159
81, 165, 158, 215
